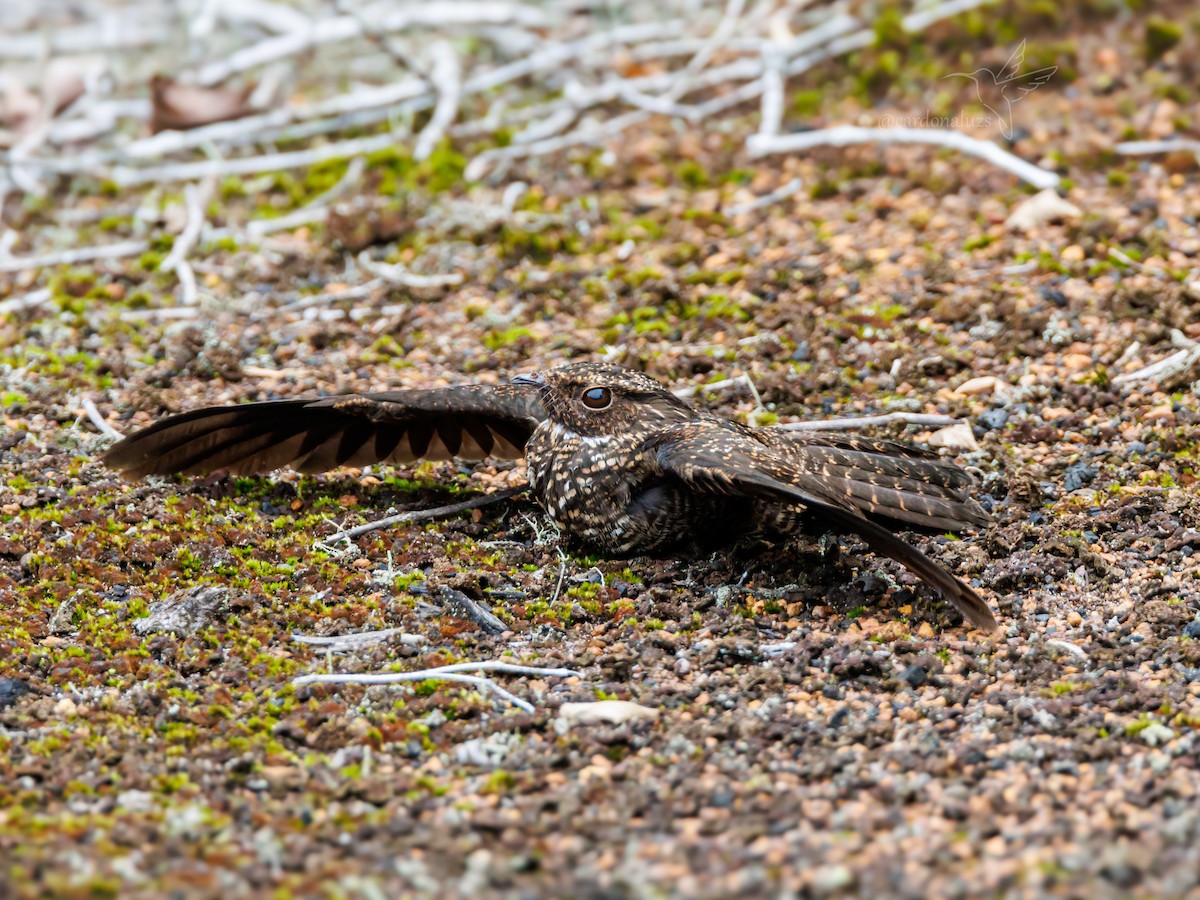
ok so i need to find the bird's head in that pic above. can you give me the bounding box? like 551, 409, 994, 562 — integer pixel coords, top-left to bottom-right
512, 362, 693, 437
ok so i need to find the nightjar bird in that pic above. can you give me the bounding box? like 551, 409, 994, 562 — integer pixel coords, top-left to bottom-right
104, 362, 997, 629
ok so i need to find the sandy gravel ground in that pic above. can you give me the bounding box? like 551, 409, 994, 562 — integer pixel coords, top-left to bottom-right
2, 3, 1200, 897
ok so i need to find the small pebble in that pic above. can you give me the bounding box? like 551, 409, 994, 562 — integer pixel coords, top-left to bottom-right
1139, 723, 1175, 747
0, 677, 30, 709
1064, 463, 1098, 492
977, 408, 1009, 431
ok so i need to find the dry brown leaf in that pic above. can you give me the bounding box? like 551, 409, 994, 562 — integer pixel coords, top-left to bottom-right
150, 74, 255, 134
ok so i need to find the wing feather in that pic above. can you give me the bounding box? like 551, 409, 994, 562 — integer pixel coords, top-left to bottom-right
768, 430, 989, 530
104, 384, 545, 478
650, 424, 997, 630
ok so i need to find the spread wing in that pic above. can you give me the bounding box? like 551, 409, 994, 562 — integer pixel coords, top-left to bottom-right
768, 430, 990, 532
648, 423, 997, 630
103, 384, 546, 479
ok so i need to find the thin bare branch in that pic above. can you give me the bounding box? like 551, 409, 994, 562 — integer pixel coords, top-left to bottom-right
161, 176, 217, 304
268, 278, 385, 316
772, 413, 962, 432
727, 176, 804, 215
0, 240, 149, 274
107, 132, 401, 188
291, 628, 426, 651
293, 660, 577, 713
192, 1, 550, 86
356, 251, 464, 289
1114, 138, 1200, 160
748, 126, 1060, 190
0, 288, 52, 314
414, 42, 461, 161
1112, 329, 1200, 386
82, 399, 124, 440
323, 486, 526, 544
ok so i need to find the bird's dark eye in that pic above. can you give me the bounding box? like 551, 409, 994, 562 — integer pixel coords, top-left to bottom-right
581, 386, 612, 410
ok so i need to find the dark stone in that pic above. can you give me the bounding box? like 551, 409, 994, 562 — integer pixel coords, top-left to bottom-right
899, 664, 927, 687
977, 408, 1009, 431
1100, 863, 1142, 889
1183, 620, 1200, 639
1038, 286, 1069, 308
0, 677, 30, 708
1064, 463, 1098, 492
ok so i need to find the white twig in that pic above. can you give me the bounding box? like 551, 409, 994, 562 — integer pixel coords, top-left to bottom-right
0, 19, 168, 59
121, 80, 427, 160
119, 307, 201, 321
269, 278, 385, 315
82, 398, 124, 439
549, 550, 568, 606
293, 671, 533, 710
0, 288, 52, 314
672, 375, 756, 399
1001, 260, 1038, 275
292, 661, 577, 713
1115, 138, 1200, 160
1112, 329, 1200, 386
748, 126, 1060, 190
727, 176, 804, 215
758, 48, 784, 138
678, 0, 745, 87
465, 110, 651, 181
902, 0, 993, 31
244, 157, 365, 238
417, 661, 576, 678
291, 627, 426, 651
106, 132, 402, 188
161, 177, 216, 305
1045, 639, 1088, 661
323, 487, 525, 544
773, 412, 961, 432
192, 1, 549, 86
1108, 246, 1168, 279
173, 260, 198, 307
414, 42, 461, 161
357, 251, 464, 289
0, 240, 149, 274
244, 206, 327, 239
212, 0, 313, 34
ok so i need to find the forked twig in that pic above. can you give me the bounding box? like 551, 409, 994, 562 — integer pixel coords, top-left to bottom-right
293, 660, 577, 713
82, 398, 125, 439
1112, 329, 1200, 386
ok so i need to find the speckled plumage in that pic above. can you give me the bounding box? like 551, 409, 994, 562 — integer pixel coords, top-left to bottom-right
104, 362, 997, 629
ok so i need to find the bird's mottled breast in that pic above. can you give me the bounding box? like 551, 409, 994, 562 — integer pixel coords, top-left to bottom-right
525, 421, 651, 549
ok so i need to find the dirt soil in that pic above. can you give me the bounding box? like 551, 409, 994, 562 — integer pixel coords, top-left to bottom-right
3, 5, 1200, 899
